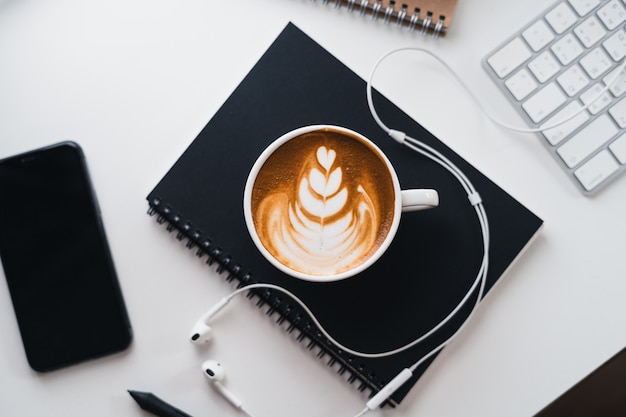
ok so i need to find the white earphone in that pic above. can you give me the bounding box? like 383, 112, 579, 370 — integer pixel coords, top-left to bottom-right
201, 360, 251, 415
189, 46, 514, 417
189, 35, 626, 416
189, 279, 483, 417
189, 297, 229, 344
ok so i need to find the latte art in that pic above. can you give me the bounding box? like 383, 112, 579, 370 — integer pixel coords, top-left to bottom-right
250, 129, 396, 277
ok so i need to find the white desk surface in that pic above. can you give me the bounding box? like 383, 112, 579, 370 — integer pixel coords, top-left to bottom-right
1, 1, 625, 416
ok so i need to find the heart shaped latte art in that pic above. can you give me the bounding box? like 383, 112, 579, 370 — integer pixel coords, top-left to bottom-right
316, 146, 336, 171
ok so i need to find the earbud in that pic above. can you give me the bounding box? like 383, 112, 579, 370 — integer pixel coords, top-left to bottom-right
201, 360, 244, 410
190, 297, 231, 344
189, 321, 213, 344
202, 359, 227, 381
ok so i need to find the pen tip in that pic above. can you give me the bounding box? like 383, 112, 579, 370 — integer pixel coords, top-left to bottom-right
127, 390, 142, 400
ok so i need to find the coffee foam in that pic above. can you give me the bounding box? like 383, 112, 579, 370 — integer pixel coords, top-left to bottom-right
251, 129, 395, 277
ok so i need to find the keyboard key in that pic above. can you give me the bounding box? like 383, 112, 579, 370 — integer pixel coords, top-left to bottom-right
603, 66, 626, 96
523, 20, 556, 51
574, 15, 607, 47
546, 2, 578, 34
574, 150, 620, 190
505, 68, 538, 100
597, 0, 626, 30
523, 82, 568, 122
551, 33, 584, 64
568, 0, 600, 16
580, 47, 613, 79
487, 37, 532, 78
557, 64, 590, 96
529, 51, 561, 82
580, 83, 613, 114
557, 114, 618, 167
609, 132, 626, 162
602, 29, 626, 61
608, 96, 626, 126
541, 101, 590, 145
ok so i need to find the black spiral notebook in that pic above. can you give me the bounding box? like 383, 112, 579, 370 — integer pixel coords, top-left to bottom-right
146, 23, 543, 405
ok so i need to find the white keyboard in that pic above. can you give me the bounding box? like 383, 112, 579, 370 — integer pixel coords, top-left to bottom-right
483, 0, 626, 195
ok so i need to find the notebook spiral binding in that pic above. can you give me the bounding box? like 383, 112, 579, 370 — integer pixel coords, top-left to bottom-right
315, 0, 451, 37
147, 197, 396, 407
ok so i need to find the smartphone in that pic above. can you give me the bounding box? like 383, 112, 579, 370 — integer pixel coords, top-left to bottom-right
0, 141, 132, 372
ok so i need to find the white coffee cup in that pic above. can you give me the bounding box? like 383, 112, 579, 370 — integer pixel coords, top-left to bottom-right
243, 125, 438, 282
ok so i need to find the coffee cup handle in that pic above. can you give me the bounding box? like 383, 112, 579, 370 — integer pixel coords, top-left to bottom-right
400, 189, 439, 212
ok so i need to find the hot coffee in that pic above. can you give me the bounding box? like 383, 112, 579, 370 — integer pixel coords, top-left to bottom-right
249, 128, 396, 277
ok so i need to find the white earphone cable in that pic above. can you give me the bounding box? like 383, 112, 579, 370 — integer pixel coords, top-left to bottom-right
213, 57, 493, 414
197, 47, 552, 417
364, 47, 493, 411
240, 406, 255, 417
338, 44, 625, 415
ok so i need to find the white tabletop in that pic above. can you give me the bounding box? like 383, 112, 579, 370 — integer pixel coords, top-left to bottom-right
1, 1, 625, 416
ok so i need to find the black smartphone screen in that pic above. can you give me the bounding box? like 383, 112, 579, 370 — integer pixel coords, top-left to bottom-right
0, 142, 132, 372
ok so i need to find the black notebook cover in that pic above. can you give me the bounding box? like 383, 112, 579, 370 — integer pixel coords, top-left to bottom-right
147, 23, 543, 405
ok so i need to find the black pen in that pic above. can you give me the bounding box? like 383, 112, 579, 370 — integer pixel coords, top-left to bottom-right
128, 390, 194, 417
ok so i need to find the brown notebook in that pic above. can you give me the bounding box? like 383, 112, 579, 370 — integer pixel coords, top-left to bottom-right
312, 0, 458, 36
